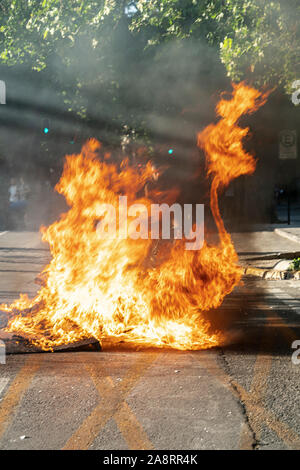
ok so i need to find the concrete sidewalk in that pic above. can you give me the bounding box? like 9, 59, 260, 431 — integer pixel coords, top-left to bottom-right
274, 226, 300, 245
232, 227, 300, 260
230, 227, 300, 278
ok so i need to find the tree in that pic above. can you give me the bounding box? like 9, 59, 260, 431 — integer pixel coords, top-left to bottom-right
129, 0, 299, 93
1, 1, 298, 96
0, 1, 148, 144
0, 0, 227, 151
0, 0, 298, 167
219, 0, 300, 92
0, 1, 125, 71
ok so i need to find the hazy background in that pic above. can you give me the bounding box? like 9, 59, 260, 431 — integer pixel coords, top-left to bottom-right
0, 0, 298, 229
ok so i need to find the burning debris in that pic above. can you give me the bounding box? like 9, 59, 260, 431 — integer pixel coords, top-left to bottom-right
0, 83, 268, 352
0, 330, 101, 354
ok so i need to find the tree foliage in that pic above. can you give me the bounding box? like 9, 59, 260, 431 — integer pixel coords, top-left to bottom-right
0, 1, 126, 70
0, 0, 298, 147
130, 0, 299, 91
0, 0, 298, 90
0, 1, 143, 138
219, 0, 300, 91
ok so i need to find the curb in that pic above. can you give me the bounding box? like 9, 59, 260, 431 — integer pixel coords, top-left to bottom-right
243, 266, 300, 280
274, 228, 300, 245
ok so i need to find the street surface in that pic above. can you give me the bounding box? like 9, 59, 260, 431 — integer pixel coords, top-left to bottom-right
0, 230, 300, 450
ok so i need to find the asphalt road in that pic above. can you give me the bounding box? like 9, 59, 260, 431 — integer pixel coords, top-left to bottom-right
0, 230, 300, 450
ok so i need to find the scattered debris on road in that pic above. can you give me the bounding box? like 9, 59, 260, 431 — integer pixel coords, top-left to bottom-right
0, 329, 101, 354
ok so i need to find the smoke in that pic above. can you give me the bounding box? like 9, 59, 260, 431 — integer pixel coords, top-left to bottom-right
0, 17, 233, 231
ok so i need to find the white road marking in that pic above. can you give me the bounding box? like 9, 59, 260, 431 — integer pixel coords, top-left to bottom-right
0, 231, 8, 237
0, 377, 9, 398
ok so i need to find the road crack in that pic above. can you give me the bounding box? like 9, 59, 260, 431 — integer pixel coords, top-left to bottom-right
217, 347, 259, 450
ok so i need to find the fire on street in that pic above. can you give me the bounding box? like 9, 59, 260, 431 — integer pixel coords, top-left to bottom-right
1, 231, 300, 450
0, 0, 299, 457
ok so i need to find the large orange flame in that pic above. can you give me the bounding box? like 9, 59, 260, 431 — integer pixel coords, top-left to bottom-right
1, 83, 268, 350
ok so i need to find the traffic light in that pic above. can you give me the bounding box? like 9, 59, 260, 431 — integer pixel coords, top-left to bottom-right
69, 133, 78, 145
168, 148, 174, 155
42, 119, 50, 135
